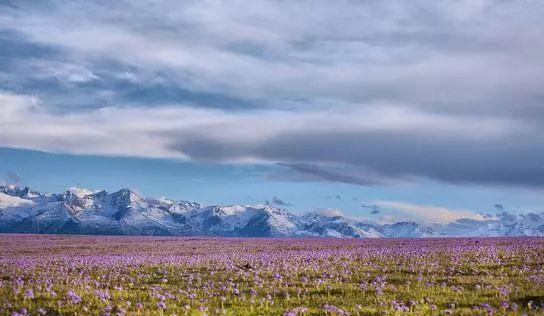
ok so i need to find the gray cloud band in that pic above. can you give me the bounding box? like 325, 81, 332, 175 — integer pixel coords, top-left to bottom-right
169, 127, 544, 187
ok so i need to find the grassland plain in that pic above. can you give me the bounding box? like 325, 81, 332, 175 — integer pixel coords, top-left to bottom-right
0, 235, 543, 315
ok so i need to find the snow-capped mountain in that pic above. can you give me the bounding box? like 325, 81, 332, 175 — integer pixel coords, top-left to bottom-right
297, 211, 384, 238
1, 185, 543, 237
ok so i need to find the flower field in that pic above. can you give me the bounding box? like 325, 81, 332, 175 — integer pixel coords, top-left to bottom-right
0, 235, 543, 315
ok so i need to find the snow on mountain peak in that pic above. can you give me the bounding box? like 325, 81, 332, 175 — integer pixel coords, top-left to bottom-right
67, 187, 94, 198
0, 185, 39, 199
0, 192, 35, 208
109, 188, 141, 207
0, 186, 543, 237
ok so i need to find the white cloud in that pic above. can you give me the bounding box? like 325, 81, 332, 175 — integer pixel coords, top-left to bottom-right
2, 1, 544, 110
20, 60, 100, 84
0, 92, 182, 158
0, 93, 39, 120
0, 91, 516, 160
376, 200, 478, 223
313, 208, 344, 217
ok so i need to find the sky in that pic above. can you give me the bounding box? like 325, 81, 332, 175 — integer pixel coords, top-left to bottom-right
1, 0, 544, 223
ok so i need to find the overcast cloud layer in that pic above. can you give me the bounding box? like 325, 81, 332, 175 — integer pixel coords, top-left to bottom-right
1, 0, 544, 187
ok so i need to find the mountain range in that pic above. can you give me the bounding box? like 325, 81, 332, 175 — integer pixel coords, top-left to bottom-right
1, 185, 543, 237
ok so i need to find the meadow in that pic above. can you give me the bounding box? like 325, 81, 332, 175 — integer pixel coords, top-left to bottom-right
0, 235, 543, 315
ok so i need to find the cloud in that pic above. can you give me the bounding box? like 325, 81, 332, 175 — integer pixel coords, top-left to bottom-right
0, 91, 184, 158
361, 204, 381, 215
375, 201, 478, 223
5, 171, 21, 184
2, 1, 544, 113
168, 112, 544, 186
265, 196, 291, 207
1, 90, 544, 187
269, 163, 387, 186
0, 1, 544, 188
312, 208, 344, 218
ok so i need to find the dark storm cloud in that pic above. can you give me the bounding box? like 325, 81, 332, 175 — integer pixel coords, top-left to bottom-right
271, 163, 386, 186
169, 124, 544, 187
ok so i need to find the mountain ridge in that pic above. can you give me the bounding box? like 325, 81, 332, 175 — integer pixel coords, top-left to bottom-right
1, 185, 543, 237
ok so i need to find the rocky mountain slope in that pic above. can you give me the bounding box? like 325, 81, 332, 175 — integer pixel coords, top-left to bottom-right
1, 185, 543, 237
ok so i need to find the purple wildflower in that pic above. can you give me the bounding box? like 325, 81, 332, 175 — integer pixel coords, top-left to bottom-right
23, 289, 34, 300
67, 290, 82, 304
